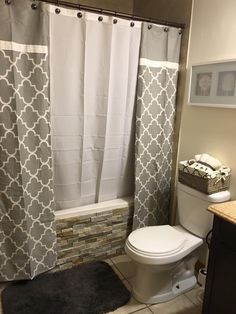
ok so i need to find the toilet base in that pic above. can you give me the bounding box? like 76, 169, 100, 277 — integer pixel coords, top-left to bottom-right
131, 252, 198, 304
133, 274, 197, 304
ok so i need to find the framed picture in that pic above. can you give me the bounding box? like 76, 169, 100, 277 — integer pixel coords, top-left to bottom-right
188, 60, 236, 108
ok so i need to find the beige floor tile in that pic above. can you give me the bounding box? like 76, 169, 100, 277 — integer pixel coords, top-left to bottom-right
108, 297, 146, 314
111, 255, 136, 279
107, 279, 146, 314
103, 258, 114, 266
127, 276, 135, 287
149, 294, 202, 314
122, 279, 132, 292
103, 257, 125, 280
184, 285, 204, 306
126, 277, 136, 298
111, 264, 125, 280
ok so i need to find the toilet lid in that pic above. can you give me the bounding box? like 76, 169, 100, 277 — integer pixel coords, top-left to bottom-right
128, 225, 186, 255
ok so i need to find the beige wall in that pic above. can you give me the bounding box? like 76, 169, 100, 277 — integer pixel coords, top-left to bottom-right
133, 0, 192, 25
179, 0, 236, 200
62, 0, 133, 13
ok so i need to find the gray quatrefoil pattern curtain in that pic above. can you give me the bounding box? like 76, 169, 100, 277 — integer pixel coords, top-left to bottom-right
133, 24, 181, 230
0, 0, 57, 281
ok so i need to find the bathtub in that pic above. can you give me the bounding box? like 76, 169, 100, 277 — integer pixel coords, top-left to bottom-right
54, 197, 134, 270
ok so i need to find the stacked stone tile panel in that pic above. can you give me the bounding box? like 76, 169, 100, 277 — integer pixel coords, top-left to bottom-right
55, 205, 134, 270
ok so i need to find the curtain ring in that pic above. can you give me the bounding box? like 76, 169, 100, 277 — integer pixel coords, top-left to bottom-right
98, 8, 103, 21
31, 0, 38, 10
5, 0, 11, 4
77, 4, 82, 18
113, 12, 118, 24
147, 19, 152, 30
164, 27, 169, 32
179, 29, 182, 35
130, 15, 135, 27
55, 0, 60, 14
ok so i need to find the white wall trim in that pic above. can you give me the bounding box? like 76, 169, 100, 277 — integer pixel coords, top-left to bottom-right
55, 197, 134, 220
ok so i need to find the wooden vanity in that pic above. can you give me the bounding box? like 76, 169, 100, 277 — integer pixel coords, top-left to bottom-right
202, 201, 236, 314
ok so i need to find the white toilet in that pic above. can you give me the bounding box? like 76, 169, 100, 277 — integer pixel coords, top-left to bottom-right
125, 182, 230, 304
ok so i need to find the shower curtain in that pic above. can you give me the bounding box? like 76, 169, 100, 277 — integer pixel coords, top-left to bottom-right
49, 8, 141, 209
0, 0, 181, 281
133, 24, 181, 229
0, 1, 57, 280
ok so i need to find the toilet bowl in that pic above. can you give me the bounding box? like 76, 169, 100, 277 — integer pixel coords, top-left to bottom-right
125, 225, 202, 303
125, 183, 230, 304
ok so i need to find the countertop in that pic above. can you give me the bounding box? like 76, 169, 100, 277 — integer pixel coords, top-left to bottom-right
208, 200, 236, 225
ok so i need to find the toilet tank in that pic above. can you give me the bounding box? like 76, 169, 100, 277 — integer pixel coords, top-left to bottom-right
177, 182, 230, 238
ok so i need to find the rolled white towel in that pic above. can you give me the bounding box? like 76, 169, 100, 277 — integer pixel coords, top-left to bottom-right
206, 156, 222, 170
200, 153, 210, 163
194, 153, 222, 170
195, 154, 201, 161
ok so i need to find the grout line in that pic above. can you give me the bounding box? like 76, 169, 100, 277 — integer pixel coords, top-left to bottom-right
128, 306, 152, 314
183, 293, 204, 312
147, 305, 154, 311
183, 294, 194, 302
128, 305, 149, 314
184, 293, 197, 305
106, 258, 114, 265
111, 263, 126, 280
184, 292, 203, 307
108, 258, 115, 264
125, 273, 136, 280
104, 257, 127, 281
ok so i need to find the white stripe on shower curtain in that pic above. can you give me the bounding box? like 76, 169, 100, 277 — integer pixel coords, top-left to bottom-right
49, 7, 141, 209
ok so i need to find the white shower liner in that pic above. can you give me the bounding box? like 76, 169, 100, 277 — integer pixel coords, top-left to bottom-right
54, 197, 134, 220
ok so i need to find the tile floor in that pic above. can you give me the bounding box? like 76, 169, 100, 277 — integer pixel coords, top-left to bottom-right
0, 254, 204, 314
107, 254, 204, 314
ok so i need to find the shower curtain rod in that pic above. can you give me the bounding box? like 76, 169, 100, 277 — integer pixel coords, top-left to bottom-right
38, 0, 185, 29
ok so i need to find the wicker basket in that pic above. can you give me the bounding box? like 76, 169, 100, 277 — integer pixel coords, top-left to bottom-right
178, 170, 231, 194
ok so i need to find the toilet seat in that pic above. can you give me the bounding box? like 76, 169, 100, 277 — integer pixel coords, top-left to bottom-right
128, 225, 186, 257
125, 225, 203, 265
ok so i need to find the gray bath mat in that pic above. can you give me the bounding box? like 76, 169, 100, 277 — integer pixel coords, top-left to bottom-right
1, 261, 130, 314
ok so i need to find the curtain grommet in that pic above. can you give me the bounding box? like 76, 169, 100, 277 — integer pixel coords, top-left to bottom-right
98, 16, 103, 22
31, 3, 38, 10
148, 24, 152, 30
113, 19, 118, 24
77, 12, 83, 18
5, 0, 11, 4
164, 27, 169, 32
130, 22, 135, 27
55, 8, 61, 14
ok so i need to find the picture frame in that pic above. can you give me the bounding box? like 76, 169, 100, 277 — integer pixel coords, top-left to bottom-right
188, 59, 236, 108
